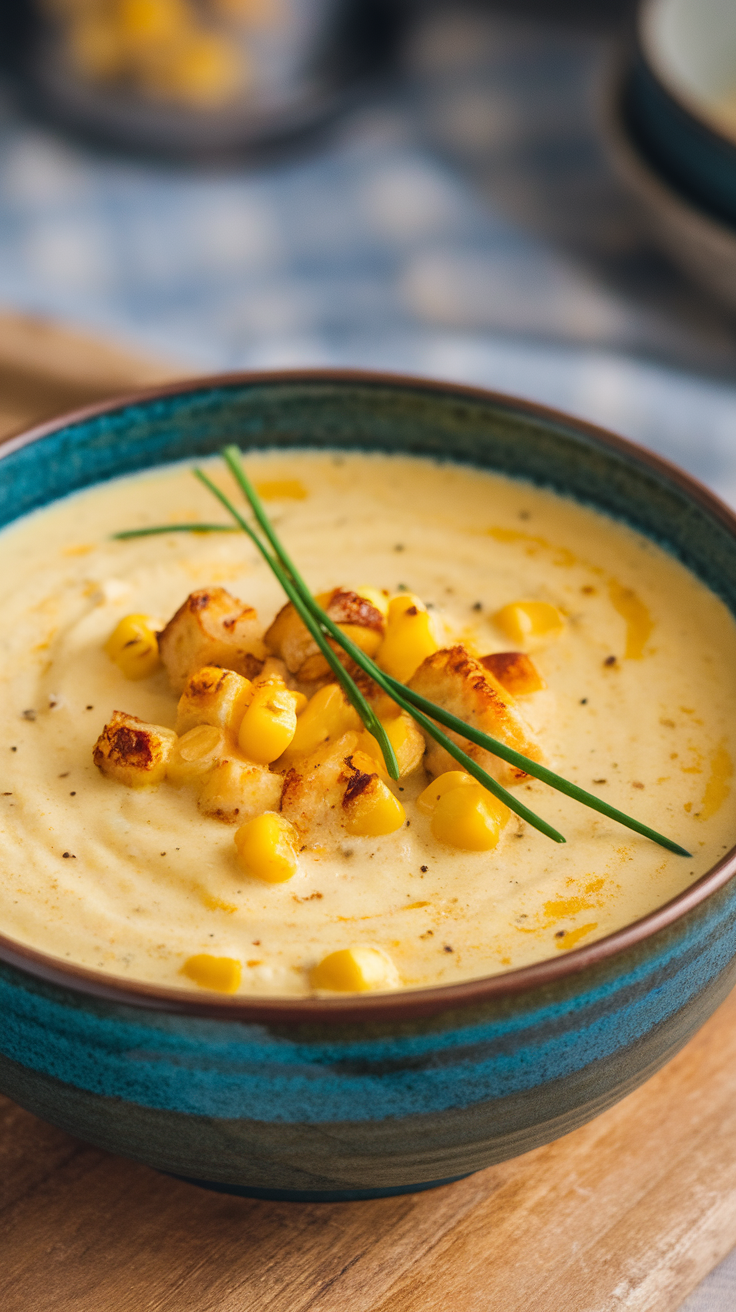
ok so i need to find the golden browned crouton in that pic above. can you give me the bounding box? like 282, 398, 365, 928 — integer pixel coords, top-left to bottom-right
176, 665, 254, 735
158, 587, 266, 693
280, 732, 359, 841
197, 757, 283, 824
480, 652, 546, 696
280, 731, 405, 841
93, 711, 177, 788
407, 645, 544, 786
264, 588, 384, 683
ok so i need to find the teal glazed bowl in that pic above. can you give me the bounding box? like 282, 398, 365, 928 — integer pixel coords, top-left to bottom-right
2, 370, 736, 1202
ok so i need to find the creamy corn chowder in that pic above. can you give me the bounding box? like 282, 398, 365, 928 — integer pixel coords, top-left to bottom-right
1, 450, 735, 997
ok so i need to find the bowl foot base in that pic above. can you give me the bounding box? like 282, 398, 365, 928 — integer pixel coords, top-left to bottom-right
165, 1171, 472, 1202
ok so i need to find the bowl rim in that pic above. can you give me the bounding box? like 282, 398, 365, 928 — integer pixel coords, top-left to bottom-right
2, 365, 736, 1024
637, 0, 736, 153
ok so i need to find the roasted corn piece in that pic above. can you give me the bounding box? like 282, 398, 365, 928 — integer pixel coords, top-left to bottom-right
93, 711, 177, 788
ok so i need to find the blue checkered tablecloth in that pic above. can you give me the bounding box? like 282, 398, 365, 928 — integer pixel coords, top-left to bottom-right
1, 5, 736, 1305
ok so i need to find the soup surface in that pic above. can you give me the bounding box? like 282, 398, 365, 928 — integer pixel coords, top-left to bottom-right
1, 450, 735, 996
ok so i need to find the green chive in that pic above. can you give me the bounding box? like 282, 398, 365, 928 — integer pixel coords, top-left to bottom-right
112, 524, 237, 539
192, 468, 400, 782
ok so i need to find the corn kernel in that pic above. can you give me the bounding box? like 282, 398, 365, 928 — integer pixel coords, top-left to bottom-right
494, 601, 565, 649
359, 712, 425, 778
431, 783, 509, 851
309, 946, 400, 993
375, 594, 438, 682
234, 812, 300, 883
167, 724, 227, 787
176, 665, 253, 736
182, 953, 242, 994
105, 613, 160, 680
417, 770, 476, 814
237, 683, 298, 764
344, 777, 406, 836
280, 682, 361, 762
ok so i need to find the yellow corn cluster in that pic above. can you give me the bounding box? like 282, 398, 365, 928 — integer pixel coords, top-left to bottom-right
375, 594, 439, 682
418, 771, 510, 850
56, 0, 249, 106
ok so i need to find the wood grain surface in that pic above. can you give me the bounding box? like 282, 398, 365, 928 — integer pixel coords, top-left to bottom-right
0, 311, 735, 1311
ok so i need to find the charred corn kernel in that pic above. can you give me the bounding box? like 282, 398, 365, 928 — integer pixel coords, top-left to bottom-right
376, 594, 438, 682
355, 586, 390, 618
494, 601, 565, 649
167, 724, 227, 787
310, 946, 400, 993
344, 779, 406, 836
234, 812, 299, 883
176, 665, 253, 736
431, 783, 509, 851
359, 712, 425, 778
182, 953, 242, 994
280, 682, 361, 762
105, 614, 160, 680
237, 683, 298, 764
417, 770, 476, 814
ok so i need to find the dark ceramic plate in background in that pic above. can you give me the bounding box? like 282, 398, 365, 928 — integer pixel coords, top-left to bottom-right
1, 369, 736, 1202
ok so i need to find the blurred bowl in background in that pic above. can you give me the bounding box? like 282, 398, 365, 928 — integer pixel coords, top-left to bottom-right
626, 0, 736, 228
13, 0, 403, 159
603, 55, 736, 317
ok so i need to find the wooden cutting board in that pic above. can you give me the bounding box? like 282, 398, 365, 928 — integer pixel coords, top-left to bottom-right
0, 311, 735, 1312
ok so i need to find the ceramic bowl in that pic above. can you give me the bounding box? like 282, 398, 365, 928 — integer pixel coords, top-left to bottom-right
2, 370, 736, 1203
626, 0, 736, 227
602, 61, 736, 317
